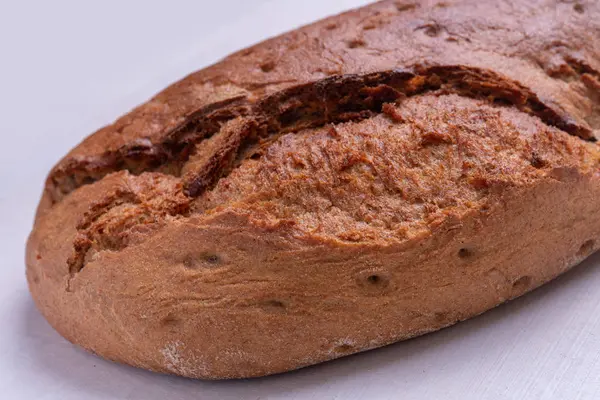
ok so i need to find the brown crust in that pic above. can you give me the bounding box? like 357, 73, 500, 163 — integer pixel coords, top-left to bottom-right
27, 0, 600, 379
44, 0, 600, 204
47, 65, 597, 203
182, 65, 596, 197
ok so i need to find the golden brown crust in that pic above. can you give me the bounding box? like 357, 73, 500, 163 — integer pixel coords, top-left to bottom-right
27, 0, 600, 379
45, 0, 600, 203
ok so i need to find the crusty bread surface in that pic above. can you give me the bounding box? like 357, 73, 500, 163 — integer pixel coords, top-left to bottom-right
27, 0, 600, 379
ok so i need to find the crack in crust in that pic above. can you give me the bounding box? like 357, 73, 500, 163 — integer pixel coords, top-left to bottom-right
181, 65, 596, 196
66, 176, 190, 281
559, 57, 600, 132
67, 189, 140, 278
48, 65, 596, 205
59, 65, 600, 277
49, 96, 251, 203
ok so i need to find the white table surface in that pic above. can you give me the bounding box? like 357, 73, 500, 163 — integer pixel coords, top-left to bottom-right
2, 1, 600, 399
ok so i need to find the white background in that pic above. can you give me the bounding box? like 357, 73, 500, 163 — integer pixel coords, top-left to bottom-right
2, 1, 600, 399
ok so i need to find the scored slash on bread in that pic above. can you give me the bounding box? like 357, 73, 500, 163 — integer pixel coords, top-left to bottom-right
27, 0, 600, 379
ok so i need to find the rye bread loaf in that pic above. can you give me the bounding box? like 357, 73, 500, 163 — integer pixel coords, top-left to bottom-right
26, 0, 600, 379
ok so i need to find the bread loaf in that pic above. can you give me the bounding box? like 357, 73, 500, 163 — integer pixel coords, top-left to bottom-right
27, 0, 600, 379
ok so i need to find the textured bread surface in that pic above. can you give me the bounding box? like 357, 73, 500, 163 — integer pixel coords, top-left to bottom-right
27, 0, 600, 379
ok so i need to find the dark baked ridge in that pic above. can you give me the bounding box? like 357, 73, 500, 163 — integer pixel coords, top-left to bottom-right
180, 65, 595, 198
46, 0, 600, 203
49, 65, 598, 202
